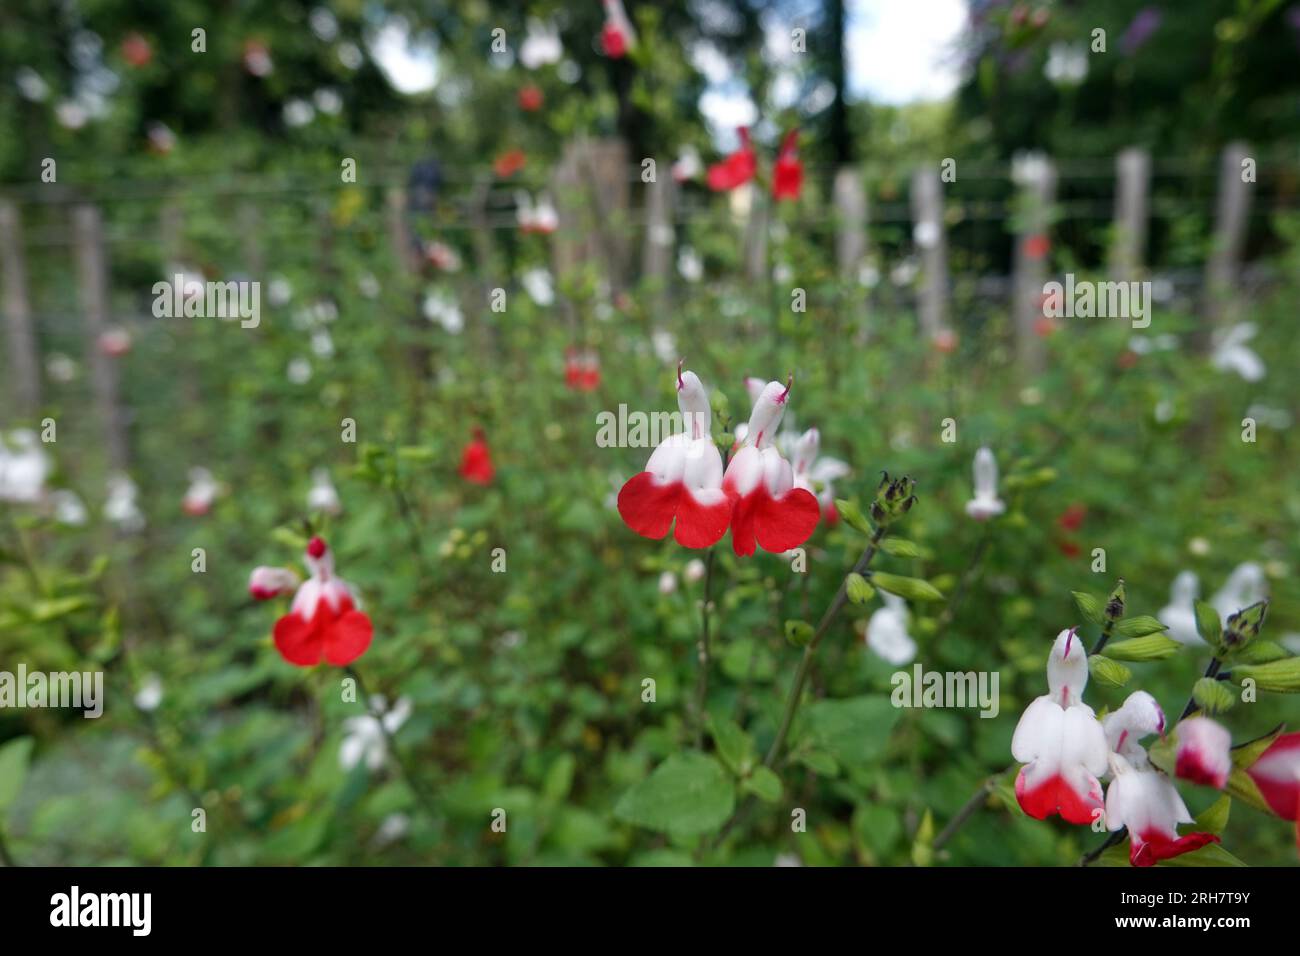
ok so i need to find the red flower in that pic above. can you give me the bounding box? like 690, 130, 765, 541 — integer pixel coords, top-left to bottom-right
460, 428, 495, 485
601, 0, 635, 58
254, 537, 373, 668
564, 349, 601, 392
518, 85, 543, 112
932, 329, 958, 354
772, 130, 803, 201
493, 149, 527, 178
1058, 503, 1087, 533
122, 32, 152, 68
706, 128, 757, 192
1247, 731, 1300, 850
1023, 233, 1051, 261
1034, 316, 1058, 338
1058, 540, 1081, 559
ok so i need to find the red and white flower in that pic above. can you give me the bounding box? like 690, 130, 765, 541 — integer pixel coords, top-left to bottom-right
1011, 628, 1109, 824
601, 0, 636, 58
182, 467, 219, 516
564, 348, 601, 391
517, 192, 559, 234
1106, 752, 1219, 866
248, 565, 300, 601
789, 427, 849, 525
1246, 731, 1300, 847
256, 537, 373, 667
1174, 716, 1232, 789
1102, 689, 1165, 762
618, 365, 731, 549
722, 378, 820, 557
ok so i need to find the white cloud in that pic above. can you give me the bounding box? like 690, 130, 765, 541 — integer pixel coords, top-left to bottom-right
846, 0, 966, 104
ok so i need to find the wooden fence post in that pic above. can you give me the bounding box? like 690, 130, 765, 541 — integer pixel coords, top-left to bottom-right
1011, 154, 1057, 374
1110, 147, 1150, 278
910, 165, 951, 342
833, 167, 868, 279
73, 204, 129, 472
1204, 141, 1252, 328
743, 186, 768, 284
0, 201, 42, 417
642, 162, 675, 299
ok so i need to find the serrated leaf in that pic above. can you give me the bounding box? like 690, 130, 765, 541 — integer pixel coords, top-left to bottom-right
845, 572, 875, 605
613, 753, 736, 837
1231, 657, 1300, 692
742, 766, 782, 803
1193, 795, 1231, 835
1194, 601, 1222, 646
871, 572, 943, 602
1114, 616, 1169, 638
1088, 654, 1132, 688
1192, 677, 1236, 715
0, 736, 34, 815
1106, 634, 1182, 662
835, 498, 873, 536
1073, 591, 1104, 626
708, 715, 755, 776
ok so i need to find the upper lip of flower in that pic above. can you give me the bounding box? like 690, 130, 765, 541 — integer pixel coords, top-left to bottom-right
677, 359, 684, 391
777, 373, 792, 404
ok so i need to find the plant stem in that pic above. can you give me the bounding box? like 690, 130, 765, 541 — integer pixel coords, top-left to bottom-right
933, 772, 1003, 851
693, 546, 718, 748
347, 667, 437, 822
935, 528, 993, 630
763, 526, 886, 767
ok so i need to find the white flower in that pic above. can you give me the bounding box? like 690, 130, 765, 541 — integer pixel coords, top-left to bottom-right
658, 570, 678, 595
964, 446, 1005, 520
671, 145, 702, 182
683, 559, 707, 584
371, 812, 411, 848
313, 88, 342, 115
519, 19, 563, 69
287, 357, 312, 384
521, 268, 554, 306
307, 468, 342, 516
268, 277, 293, 307
677, 247, 703, 282
283, 98, 315, 128
0, 430, 50, 503
340, 696, 412, 771
134, 674, 163, 712
51, 490, 87, 526
864, 593, 916, 665
423, 290, 464, 333
651, 329, 677, 365
1211, 562, 1267, 621
1158, 571, 1201, 645
182, 467, 219, 516
104, 473, 144, 532
1045, 43, 1088, 85
1210, 323, 1265, 382
913, 220, 940, 249
15, 67, 49, 102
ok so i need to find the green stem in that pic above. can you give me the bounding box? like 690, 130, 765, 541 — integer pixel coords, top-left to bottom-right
763, 525, 886, 768
693, 546, 718, 748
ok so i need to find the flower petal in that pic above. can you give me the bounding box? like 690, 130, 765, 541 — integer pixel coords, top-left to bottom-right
324, 610, 373, 666
273, 610, 324, 666
617, 472, 682, 540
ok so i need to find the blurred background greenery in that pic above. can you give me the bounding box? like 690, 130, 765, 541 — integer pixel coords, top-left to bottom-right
0, 0, 1298, 866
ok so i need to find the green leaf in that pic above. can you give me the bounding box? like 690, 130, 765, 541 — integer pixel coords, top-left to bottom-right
613, 754, 736, 838
1194, 601, 1222, 646
0, 736, 34, 815
1231, 657, 1300, 692
1230, 724, 1285, 770
1114, 616, 1169, 638
835, 498, 873, 536
784, 619, 814, 647
543, 753, 577, 802
794, 750, 840, 777
870, 572, 943, 602
708, 716, 755, 776
29, 596, 93, 622
1224, 767, 1272, 815
1193, 795, 1231, 835
1072, 591, 1104, 626
1160, 842, 1248, 867
804, 696, 901, 769
1192, 677, 1236, 715
845, 572, 875, 606
1106, 634, 1182, 662
1088, 654, 1132, 688
911, 809, 935, 867
742, 766, 783, 803
1231, 641, 1290, 665
879, 537, 926, 559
